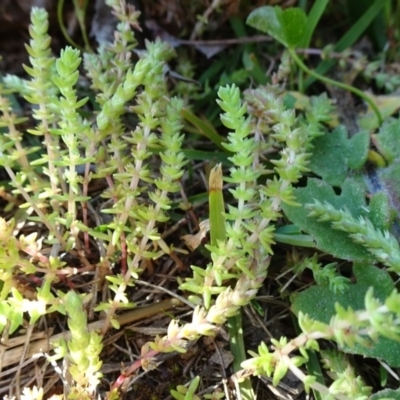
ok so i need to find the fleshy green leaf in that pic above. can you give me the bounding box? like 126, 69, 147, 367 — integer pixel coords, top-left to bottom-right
292, 263, 400, 367
247, 6, 307, 49
282, 177, 374, 262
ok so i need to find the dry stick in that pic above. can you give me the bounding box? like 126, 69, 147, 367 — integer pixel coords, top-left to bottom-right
0, 298, 182, 370
135, 279, 195, 309
11, 323, 35, 396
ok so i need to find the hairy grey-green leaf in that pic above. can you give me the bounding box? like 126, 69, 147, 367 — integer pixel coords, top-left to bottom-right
292, 264, 400, 367
308, 126, 369, 186
283, 178, 373, 262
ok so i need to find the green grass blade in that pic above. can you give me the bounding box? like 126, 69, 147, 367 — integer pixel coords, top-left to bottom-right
227, 310, 256, 400
273, 233, 315, 247
230, 16, 268, 85
181, 149, 230, 164
208, 165, 255, 399
302, 0, 329, 48
304, 0, 387, 89
298, 0, 308, 11
209, 165, 226, 244
292, 315, 325, 400
181, 108, 226, 151
290, 48, 382, 124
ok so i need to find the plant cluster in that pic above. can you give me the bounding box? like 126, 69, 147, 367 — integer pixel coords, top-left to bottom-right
1, 1, 400, 400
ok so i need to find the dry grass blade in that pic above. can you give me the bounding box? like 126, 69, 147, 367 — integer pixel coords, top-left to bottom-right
0, 298, 182, 370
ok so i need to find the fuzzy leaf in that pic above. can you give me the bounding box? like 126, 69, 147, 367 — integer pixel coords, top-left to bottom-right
283, 178, 374, 262
308, 126, 369, 186
247, 6, 307, 48
370, 388, 400, 400
346, 130, 370, 169
292, 264, 400, 367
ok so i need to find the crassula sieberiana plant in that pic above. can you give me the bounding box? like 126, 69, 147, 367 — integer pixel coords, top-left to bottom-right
3, 1, 400, 400
0, 1, 186, 398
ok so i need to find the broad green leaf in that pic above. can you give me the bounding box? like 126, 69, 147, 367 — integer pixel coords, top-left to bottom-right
370, 388, 400, 400
292, 264, 400, 367
247, 6, 307, 49
308, 126, 369, 186
282, 178, 374, 262
346, 130, 370, 169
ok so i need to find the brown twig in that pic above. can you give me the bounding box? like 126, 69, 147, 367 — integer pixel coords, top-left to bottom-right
0, 298, 182, 371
